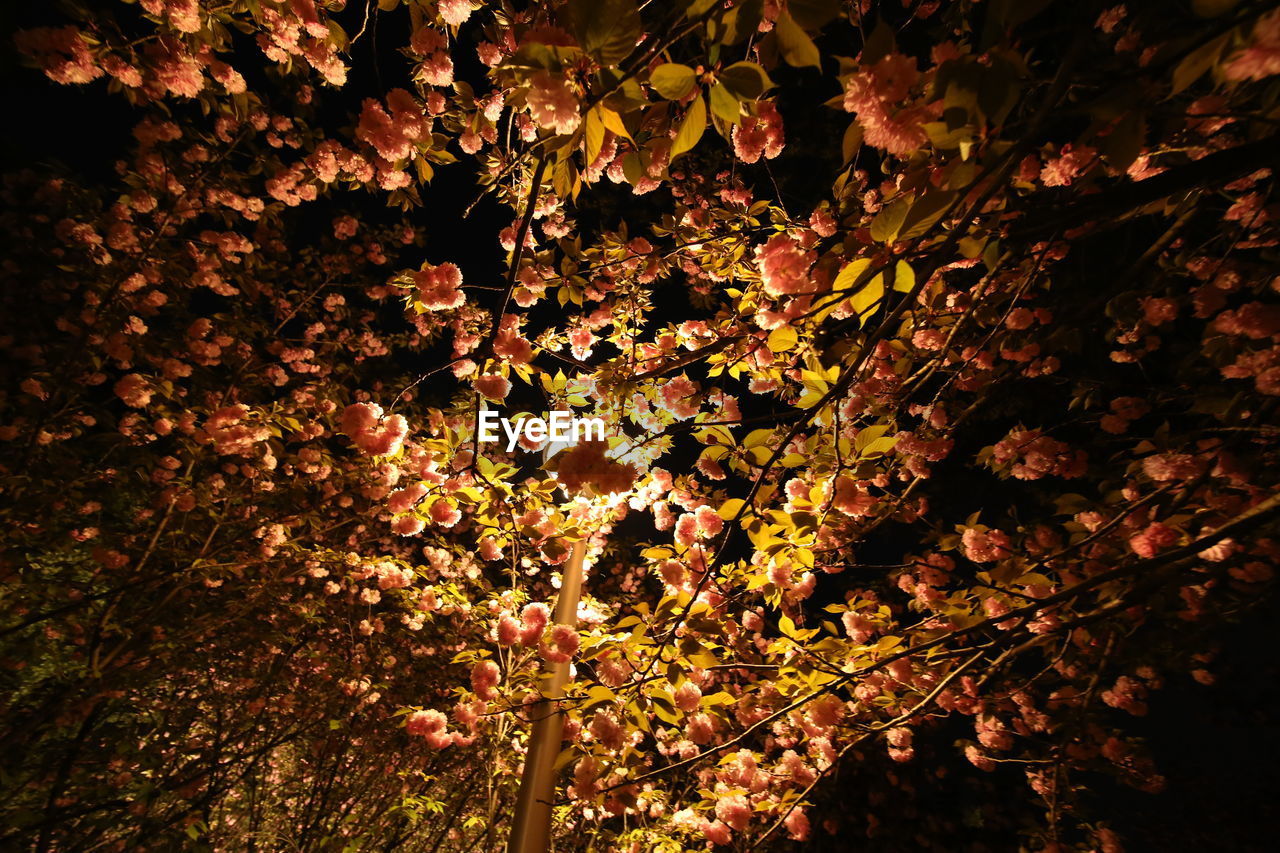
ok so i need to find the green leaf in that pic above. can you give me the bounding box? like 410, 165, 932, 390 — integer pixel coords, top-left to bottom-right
566, 0, 642, 66
786, 0, 841, 30
833, 258, 873, 292
718, 61, 774, 100
584, 108, 605, 164
718, 498, 747, 520
671, 94, 707, 158
898, 190, 956, 241
767, 326, 798, 352
709, 82, 741, 124
775, 10, 821, 69
893, 260, 915, 294
849, 275, 885, 325
1172, 33, 1229, 95
714, 0, 764, 45
869, 197, 911, 243
841, 120, 864, 164
1100, 110, 1146, 172
1193, 0, 1240, 16
650, 63, 698, 100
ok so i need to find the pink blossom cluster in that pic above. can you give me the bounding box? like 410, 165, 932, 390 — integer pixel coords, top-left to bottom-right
842, 54, 938, 156
357, 89, 431, 163
552, 440, 637, 496
526, 71, 581, 135
413, 261, 465, 311
754, 234, 815, 296
340, 402, 409, 456
991, 429, 1087, 480
732, 102, 785, 164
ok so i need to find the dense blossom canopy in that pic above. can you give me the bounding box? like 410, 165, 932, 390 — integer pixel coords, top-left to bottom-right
2, 0, 1279, 850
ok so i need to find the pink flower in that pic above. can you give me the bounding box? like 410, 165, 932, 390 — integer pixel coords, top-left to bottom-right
754, 234, 815, 296
784, 807, 811, 841
961, 528, 1012, 563
1214, 301, 1280, 339
714, 792, 751, 831
702, 819, 732, 845
391, 514, 425, 536
1141, 453, 1201, 482
114, 373, 152, 408
429, 498, 461, 527
731, 101, 785, 163
406, 709, 453, 747
519, 602, 549, 646
694, 505, 724, 538
437, 0, 473, 27
526, 71, 580, 135
552, 440, 638, 496
341, 402, 409, 456
1141, 297, 1177, 326
470, 660, 500, 699
1129, 522, 1177, 558
674, 681, 702, 712
410, 26, 454, 86
1223, 9, 1280, 81
842, 54, 934, 156
496, 614, 520, 645
1040, 144, 1097, 187
541, 624, 580, 663
414, 261, 465, 311
832, 476, 877, 516
474, 374, 511, 400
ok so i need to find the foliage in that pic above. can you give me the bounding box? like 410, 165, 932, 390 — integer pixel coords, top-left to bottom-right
3, 0, 1280, 850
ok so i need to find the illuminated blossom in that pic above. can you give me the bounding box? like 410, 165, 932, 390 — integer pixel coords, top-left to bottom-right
526, 71, 580, 134
754, 234, 815, 296
414, 261, 465, 310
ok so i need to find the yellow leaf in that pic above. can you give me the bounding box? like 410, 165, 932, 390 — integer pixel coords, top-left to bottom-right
767, 326, 798, 352
718, 498, 746, 520
775, 10, 820, 69
671, 94, 707, 159
599, 105, 633, 142
833, 258, 872, 293
584, 107, 606, 164
849, 274, 885, 326
893, 259, 915, 293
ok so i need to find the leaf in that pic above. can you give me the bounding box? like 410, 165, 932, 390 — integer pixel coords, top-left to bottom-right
584, 108, 605, 165
775, 10, 820, 69
786, 0, 841, 30
650, 63, 698, 100
715, 0, 764, 45
1172, 33, 1229, 95
897, 190, 956, 241
709, 82, 741, 124
1100, 110, 1146, 172
833, 258, 873, 292
841, 120, 864, 164
718, 498, 746, 520
718, 61, 774, 100
767, 326, 798, 352
893, 260, 915, 294
1193, 0, 1240, 16
869, 197, 911, 243
566, 0, 642, 66
671, 94, 707, 158
849, 274, 886, 325
598, 105, 633, 142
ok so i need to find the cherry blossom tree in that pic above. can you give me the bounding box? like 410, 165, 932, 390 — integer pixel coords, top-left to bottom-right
3, 0, 1280, 850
